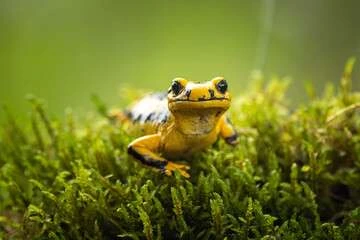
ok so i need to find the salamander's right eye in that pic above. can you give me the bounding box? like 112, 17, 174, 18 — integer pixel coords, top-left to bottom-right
171, 80, 183, 96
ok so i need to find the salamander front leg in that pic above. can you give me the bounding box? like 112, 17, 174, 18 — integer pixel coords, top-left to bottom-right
219, 115, 239, 146
127, 134, 190, 178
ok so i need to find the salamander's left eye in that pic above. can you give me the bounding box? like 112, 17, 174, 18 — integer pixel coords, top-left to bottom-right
216, 79, 228, 94
171, 80, 183, 96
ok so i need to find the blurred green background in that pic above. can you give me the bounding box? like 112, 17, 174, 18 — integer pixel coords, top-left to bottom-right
1, 0, 359, 121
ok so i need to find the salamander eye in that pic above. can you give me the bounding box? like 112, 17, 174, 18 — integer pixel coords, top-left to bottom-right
216, 79, 228, 94
171, 81, 183, 95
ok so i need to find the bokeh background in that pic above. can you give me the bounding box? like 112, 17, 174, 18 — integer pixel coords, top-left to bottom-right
1, 0, 359, 121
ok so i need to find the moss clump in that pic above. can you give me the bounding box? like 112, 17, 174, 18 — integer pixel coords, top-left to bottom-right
1, 60, 360, 239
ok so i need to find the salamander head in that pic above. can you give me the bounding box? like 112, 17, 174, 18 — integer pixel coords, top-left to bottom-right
167, 77, 231, 112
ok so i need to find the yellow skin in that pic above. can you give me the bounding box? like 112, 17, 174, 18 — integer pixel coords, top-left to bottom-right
126, 77, 238, 178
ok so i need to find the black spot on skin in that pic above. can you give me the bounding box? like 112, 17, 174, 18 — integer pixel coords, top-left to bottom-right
225, 133, 238, 145
208, 89, 215, 98
216, 111, 222, 117
124, 110, 132, 119
135, 114, 142, 122
128, 146, 168, 169
198, 95, 207, 101
185, 89, 192, 98
145, 112, 154, 122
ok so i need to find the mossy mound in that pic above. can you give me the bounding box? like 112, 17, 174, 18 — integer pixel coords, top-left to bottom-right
1, 60, 360, 239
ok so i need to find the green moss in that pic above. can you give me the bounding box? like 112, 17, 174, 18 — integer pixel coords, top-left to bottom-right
1, 60, 360, 239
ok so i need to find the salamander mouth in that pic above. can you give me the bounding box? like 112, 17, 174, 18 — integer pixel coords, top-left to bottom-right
168, 98, 230, 110
169, 97, 228, 102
